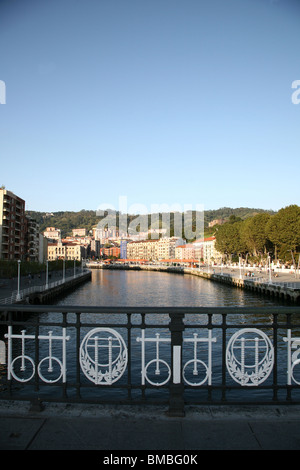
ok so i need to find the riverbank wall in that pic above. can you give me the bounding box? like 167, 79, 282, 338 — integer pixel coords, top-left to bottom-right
27, 270, 92, 305
88, 263, 300, 304
0, 270, 92, 309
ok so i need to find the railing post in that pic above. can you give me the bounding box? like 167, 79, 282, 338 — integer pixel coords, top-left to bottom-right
168, 312, 185, 417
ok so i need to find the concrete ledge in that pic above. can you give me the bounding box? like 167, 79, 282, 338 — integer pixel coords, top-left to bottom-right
27, 271, 91, 304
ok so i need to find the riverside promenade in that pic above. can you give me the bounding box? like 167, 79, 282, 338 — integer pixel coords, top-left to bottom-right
0, 267, 75, 299
204, 264, 300, 286
198, 265, 300, 303
0, 268, 91, 305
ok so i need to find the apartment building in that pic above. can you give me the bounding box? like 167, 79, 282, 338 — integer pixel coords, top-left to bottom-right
127, 237, 184, 261
0, 188, 26, 260
72, 228, 86, 237
93, 227, 123, 243
127, 239, 157, 260
157, 237, 178, 259
43, 226, 61, 240
47, 241, 84, 261
25, 215, 40, 262
175, 244, 195, 260
120, 240, 127, 259
193, 236, 222, 262
39, 233, 48, 263
90, 239, 100, 258
101, 246, 121, 258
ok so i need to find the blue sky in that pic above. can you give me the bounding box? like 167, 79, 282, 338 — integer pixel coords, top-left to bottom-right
0, 0, 299, 214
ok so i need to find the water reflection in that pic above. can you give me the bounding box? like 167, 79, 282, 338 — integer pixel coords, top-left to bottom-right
56, 269, 280, 308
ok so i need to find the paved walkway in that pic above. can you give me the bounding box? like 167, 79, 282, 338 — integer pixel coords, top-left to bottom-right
0, 268, 80, 301
205, 266, 300, 285
1, 401, 300, 450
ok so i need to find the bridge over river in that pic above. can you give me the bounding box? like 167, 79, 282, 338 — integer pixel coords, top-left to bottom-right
1, 268, 300, 416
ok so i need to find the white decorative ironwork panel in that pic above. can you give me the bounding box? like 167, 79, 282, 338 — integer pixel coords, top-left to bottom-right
136, 329, 217, 387
5, 327, 70, 383
79, 327, 128, 385
183, 331, 217, 386
226, 328, 274, 386
283, 330, 300, 385
136, 330, 171, 386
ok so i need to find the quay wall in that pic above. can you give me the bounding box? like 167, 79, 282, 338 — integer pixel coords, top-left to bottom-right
88, 263, 300, 304
0, 271, 91, 309
0, 271, 92, 320
27, 270, 92, 305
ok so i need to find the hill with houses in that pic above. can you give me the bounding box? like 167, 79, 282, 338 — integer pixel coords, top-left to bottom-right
26, 207, 276, 238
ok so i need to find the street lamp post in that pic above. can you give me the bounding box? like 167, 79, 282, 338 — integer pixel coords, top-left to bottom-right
46, 260, 49, 289
291, 250, 297, 279
63, 258, 65, 282
16, 259, 21, 300
74, 258, 76, 278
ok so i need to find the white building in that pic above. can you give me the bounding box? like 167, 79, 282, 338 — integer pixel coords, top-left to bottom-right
47, 241, 84, 261
175, 244, 195, 260
43, 227, 61, 240
193, 236, 222, 263
127, 237, 185, 261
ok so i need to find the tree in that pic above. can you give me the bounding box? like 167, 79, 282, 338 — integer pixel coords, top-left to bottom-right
240, 213, 272, 258
215, 221, 245, 261
266, 215, 280, 261
228, 215, 242, 224
266, 205, 300, 262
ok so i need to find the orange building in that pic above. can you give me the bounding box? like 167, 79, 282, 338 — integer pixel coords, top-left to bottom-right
101, 246, 121, 258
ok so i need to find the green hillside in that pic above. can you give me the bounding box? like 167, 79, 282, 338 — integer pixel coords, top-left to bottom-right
26, 207, 276, 238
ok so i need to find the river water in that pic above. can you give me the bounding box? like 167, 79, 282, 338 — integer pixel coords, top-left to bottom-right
56, 268, 279, 308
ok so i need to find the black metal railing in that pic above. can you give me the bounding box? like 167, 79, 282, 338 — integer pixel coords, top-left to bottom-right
1, 305, 300, 416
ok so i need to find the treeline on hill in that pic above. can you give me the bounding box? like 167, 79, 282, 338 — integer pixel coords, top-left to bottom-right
26, 207, 275, 238
26, 210, 101, 237
21, 205, 300, 264
214, 205, 300, 264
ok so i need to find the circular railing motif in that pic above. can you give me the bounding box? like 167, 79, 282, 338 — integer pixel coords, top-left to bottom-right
79, 327, 128, 385
226, 328, 274, 386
